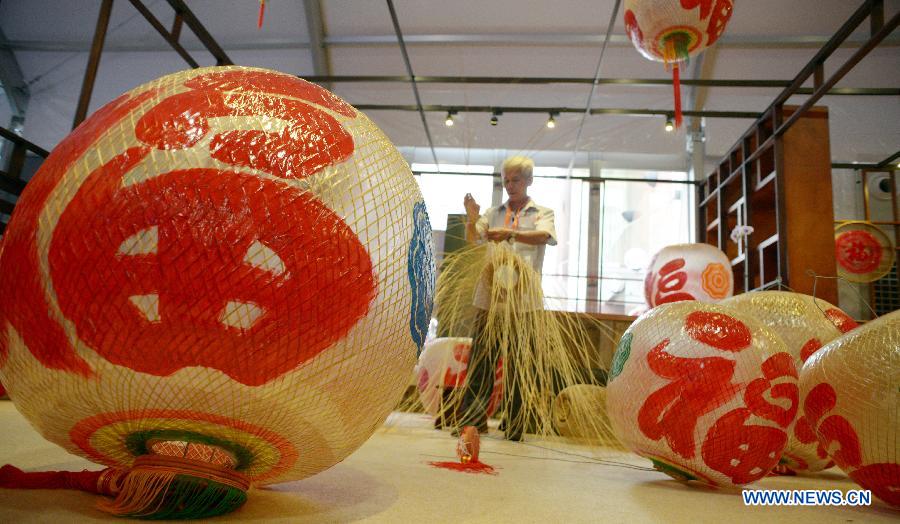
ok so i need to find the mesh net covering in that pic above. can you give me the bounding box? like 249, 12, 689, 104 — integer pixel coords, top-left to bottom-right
606, 301, 799, 488
799, 309, 900, 507
396, 241, 621, 447
722, 291, 856, 474
0, 66, 435, 517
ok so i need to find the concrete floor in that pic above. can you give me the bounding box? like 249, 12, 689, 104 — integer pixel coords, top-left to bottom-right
0, 401, 896, 522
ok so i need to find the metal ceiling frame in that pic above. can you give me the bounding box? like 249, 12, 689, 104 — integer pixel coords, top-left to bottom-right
353, 104, 760, 119
385, 0, 439, 168
72, 0, 233, 128
301, 75, 899, 96
743, 0, 899, 167
567, 0, 621, 171
11, 33, 899, 51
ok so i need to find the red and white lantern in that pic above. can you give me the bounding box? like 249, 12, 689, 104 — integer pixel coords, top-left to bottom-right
799, 310, 900, 507
607, 301, 797, 487
624, 0, 734, 127
723, 291, 856, 473
644, 243, 733, 308
415, 337, 502, 417
0, 66, 434, 495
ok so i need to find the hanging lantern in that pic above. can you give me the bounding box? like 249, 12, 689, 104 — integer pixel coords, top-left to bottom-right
624, 0, 735, 127
607, 301, 797, 488
644, 243, 733, 308
723, 291, 855, 473
0, 66, 435, 518
799, 310, 900, 508
415, 337, 503, 418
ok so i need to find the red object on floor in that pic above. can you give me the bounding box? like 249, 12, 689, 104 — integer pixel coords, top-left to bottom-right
428, 461, 498, 475
0, 464, 123, 495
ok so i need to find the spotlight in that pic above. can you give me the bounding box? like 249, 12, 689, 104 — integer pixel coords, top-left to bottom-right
490, 109, 502, 126
664, 116, 675, 132
445, 111, 456, 127
546, 112, 557, 129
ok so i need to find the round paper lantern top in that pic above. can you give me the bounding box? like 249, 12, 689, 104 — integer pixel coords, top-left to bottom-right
0, 66, 434, 517
624, 0, 734, 127
607, 301, 797, 488
624, 0, 734, 63
644, 243, 733, 308
799, 309, 900, 507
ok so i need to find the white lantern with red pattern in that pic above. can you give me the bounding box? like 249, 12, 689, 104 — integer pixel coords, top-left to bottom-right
624, 0, 734, 126
0, 66, 435, 517
799, 310, 900, 507
607, 301, 797, 487
723, 291, 858, 473
415, 337, 503, 417
644, 243, 733, 308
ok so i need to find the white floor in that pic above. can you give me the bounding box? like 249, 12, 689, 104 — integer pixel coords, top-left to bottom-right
0, 401, 896, 522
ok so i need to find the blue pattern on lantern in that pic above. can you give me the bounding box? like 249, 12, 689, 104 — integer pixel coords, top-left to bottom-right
408, 201, 435, 354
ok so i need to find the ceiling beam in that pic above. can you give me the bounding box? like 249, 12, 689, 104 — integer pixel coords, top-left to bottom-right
353, 104, 760, 119
0, 27, 29, 120
385, 0, 439, 167
5, 34, 899, 52
303, 0, 332, 89
163, 0, 232, 65
302, 76, 900, 95
322, 33, 900, 48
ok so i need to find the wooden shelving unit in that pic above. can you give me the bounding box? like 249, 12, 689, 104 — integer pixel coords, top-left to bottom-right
698, 105, 839, 304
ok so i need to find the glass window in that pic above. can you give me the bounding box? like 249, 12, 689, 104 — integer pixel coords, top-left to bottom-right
598, 172, 694, 312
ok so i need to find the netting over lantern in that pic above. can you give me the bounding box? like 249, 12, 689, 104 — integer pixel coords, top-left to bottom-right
723, 291, 855, 473
799, 310, 900, 508
624, 0, 734, 126
644, 243, 734, 308
607, 301, 797, 488
0, 66, 435, 518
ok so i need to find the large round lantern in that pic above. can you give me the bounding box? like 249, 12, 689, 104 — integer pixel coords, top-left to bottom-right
415, 337, 502, 418
723, 291, 855, 473
799, 310, 900, 507
0, 66, 435, 518
624, 0, 734, 126
607, 301, 797, 488
644, 243, 733, 308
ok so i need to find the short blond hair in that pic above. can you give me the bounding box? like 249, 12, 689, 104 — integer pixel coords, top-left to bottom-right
501, 156, 534, 180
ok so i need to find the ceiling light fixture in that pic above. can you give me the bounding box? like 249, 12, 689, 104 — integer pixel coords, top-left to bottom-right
490, 109, 502, 126
546, 112, 557, 129
664, 116, 675, 132
444, 110, 456, 127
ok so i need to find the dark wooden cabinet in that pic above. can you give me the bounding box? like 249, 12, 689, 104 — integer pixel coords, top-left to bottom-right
698, 105, 838, 304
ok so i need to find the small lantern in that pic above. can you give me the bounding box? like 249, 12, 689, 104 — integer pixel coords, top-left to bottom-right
624, 0, 734, 127
644, 243, 733, 308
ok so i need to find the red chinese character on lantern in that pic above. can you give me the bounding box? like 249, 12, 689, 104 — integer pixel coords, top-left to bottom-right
653, 258, 697, 305
701, 407, 787, 484
638, 339, 741, 459
39, 70, 375, 386
802, 383, 863, 470
743, 352, 798, 428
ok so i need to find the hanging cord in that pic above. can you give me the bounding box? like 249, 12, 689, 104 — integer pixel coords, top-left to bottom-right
565, 0, 622, 175
804, 269, 879, 320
